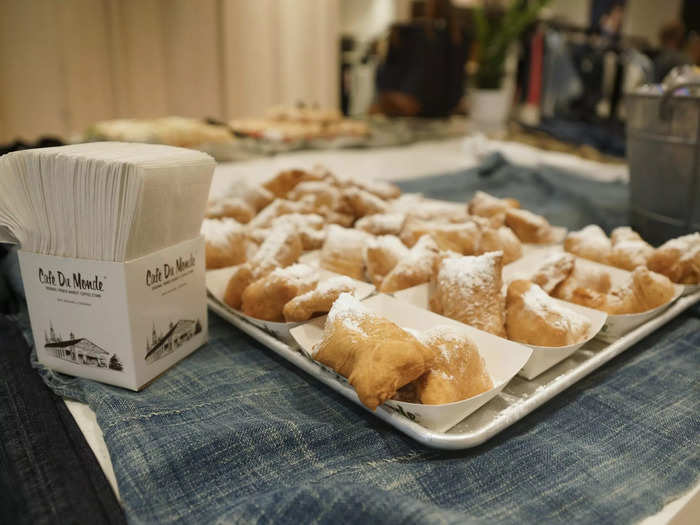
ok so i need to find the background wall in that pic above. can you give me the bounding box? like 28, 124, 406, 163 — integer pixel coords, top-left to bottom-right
0, 0, 340, 142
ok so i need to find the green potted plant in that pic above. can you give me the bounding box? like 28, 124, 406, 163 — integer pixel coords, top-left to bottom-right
471, 0, 550, 128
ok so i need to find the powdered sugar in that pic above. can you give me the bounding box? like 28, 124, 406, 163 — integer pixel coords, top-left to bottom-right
201, 217, 243, 247
439, 251, 502, 291
355, 213, 406, 234
521, 284, 588, 334
326, 292, 372, 336
569, 225, 611, 251
269, 263, 316, 284
251, 222, 297, 268
658, 233, 700, 262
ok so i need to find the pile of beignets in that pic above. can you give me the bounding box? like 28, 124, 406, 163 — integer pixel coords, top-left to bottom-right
314, 293, 493, 409
203, 167, 567, 322
430, 251, 592, 347
565, 226, 700, 284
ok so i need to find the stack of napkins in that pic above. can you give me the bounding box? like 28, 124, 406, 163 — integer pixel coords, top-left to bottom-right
0, 142, 215, 261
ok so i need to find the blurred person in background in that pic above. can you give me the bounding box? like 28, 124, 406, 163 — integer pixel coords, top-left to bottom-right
370, 0, 469, 118
654, 21, 691, 83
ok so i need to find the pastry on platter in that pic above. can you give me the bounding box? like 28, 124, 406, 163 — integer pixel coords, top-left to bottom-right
468, 191, 520, 226
246, 198, 315, 230
205, 196, 255, 223
506, 280, 591, 347
288, 181, 345, 212
480, 225, 523, 264
342, 187, 388, 217
400, 216, 481, 253
647, 232, 700, 284
355, 213, 407, 236
344, 178, 401, 200
389, 194, 469, 222
249, 223, 303, 278
364, 235, 409, 288
505, 208, 557, 244
202, 218, 248, 269
248, 213, 326, 251
608, 226, 654, 271
241, 264, 318, 321
283, 276, 358, 322
314, 293, 434, 410
262, 169, 322, 198
410, 326, 493, 405
430, 251, 506, 337
555, 267, 675, 315
530, 253, 576, 293
223, 263, 254, 310
564, 225, 612, 264
380, 235, 440, 293
319, 225, 369, 280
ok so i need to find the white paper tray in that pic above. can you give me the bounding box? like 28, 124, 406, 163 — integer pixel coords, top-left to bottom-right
208, 289, 700, 450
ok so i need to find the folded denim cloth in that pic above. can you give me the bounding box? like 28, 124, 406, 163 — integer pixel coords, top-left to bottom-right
5, 159, 700, 524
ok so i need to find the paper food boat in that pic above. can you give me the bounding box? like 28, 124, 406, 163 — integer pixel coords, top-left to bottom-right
206, 266, 375, 344
392, 282, 607, 380
290, 293, 532, 432
502, 249, 684, 343
681, 283, 700, 297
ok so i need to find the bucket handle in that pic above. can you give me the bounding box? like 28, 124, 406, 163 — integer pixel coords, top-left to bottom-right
659, 80, 700, 120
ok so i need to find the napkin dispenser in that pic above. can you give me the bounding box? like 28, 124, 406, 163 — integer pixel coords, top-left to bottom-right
18, 236, 207, 390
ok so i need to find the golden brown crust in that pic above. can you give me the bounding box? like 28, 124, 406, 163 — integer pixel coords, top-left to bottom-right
505, 280, 590, 347
241, 265, 318, 321
647, 233, 700, 284
412, 327, 493, 404
379, 235, 440, 293
430, 252, 506, 337
319, 225, 368, 280
282, 276, 357, 322
563, 225, 612, 264
223, 264, 254, 310
314, 294, 434, 410
505, 208, 556, 244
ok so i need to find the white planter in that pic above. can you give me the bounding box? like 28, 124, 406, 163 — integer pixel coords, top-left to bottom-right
470, 87, 512, 131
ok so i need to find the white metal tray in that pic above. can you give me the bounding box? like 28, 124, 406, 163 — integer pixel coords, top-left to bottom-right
208, 289, 700, 450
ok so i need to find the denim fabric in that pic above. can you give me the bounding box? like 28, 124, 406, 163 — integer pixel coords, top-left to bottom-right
0, 314, 126, 525
7, 157, 700, 524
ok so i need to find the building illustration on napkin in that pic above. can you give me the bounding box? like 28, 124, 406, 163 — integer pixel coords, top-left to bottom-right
145, 318, 202, 364
44, 321, 122, 371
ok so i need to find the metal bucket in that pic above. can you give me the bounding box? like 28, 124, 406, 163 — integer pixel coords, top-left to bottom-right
626, 80, 700, 245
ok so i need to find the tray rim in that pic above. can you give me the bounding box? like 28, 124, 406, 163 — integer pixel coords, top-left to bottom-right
207, 290, 700, 450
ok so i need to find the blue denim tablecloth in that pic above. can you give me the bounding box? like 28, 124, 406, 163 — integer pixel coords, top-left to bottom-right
8, 155, 700, 524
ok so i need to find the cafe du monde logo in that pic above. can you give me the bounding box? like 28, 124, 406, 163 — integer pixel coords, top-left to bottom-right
38, 268, 105, 292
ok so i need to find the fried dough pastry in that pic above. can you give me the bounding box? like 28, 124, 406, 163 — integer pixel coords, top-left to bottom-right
223, 263, 254, 310
355, 213, 407, 236
555, 267, 675, 315
288, 181, 345, 212
505, 208, 557, 244
647, 232, 700, 284
380, 235, 440, 293
319, 225, 369, 280
248, 213, 326, 251
564, 225, 612, 264
247, 198, 315, 230
241, 264, 318, 321
364, 235, 409, 287
314, 293, 434, 410
345, 178, 401, 200
551, 260, 612, 304
480, 225, 523, 264
202, 218, 248, 269
342, 187, 388, 217
530, 252, 576, 293
506, 280, 590, 347
205, 196, 255, 223
283, 276, 358, 322
400, 216, 481, 253
249, 223, 303, 278
389, 194, 469, 222
262, 169, 323, 198
410, 327, 493, 404
468, 191, 520, 227
608, 227, 654, 271
430, 251, 506, 337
